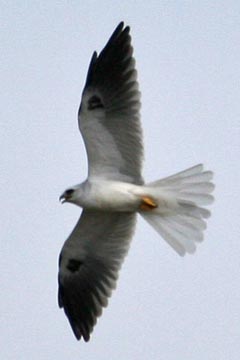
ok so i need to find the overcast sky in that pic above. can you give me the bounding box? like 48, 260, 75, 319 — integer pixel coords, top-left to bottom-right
1, 1, 240, 359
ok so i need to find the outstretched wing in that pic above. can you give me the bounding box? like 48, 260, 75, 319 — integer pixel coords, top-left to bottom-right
58, 210, 136, 341
78, 22, 143, 184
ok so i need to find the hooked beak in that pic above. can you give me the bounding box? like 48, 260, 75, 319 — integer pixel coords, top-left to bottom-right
59, 189, 74, 204
59, 194, 66, 204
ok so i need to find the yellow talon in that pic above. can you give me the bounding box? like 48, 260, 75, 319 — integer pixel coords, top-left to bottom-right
139, 196, 158, 211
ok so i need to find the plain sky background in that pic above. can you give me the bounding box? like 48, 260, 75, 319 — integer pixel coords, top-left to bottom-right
1, 1, 240, 359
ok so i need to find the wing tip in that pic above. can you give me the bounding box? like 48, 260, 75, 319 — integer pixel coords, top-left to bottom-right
72, 324, 91, 342
114, 21, 129, 34
83, 21, 130, 91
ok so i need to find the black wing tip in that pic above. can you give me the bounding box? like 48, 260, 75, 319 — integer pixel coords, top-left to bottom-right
63, 306, 92, 342
82, 21, 131, 91
116, 21, 130, 31
109, 21, 130, 42
84, 51, 98, 86
102, 21, 128, 52
116, 21, 124, 30
72, 325, 90, 342
58, 280, 93, 342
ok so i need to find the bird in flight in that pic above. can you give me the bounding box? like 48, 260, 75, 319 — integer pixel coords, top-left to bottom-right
58, 22, 214, 342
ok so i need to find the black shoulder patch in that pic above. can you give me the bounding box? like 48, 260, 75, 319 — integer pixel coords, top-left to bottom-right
67, 259, 83, 273
88, 95, 104, 110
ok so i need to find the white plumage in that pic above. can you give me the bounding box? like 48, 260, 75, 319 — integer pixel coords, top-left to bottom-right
141, 164, 214, 255
58, 22, 214, 341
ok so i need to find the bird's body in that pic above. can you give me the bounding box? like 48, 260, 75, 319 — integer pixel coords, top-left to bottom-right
61, 178, 186, 213
58, 22, 214, 342
61, 179, 142, 211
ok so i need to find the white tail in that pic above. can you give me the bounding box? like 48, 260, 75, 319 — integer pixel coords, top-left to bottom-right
140, 164, 214, 256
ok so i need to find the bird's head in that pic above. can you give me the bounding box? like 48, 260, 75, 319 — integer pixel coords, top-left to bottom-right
59, 183, 85, 207
59, 188, 75, 204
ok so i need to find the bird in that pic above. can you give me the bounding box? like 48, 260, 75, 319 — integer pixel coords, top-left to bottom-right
58, 22, 214, 342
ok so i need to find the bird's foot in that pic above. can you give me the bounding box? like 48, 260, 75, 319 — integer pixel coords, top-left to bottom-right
139, 196, 158, 211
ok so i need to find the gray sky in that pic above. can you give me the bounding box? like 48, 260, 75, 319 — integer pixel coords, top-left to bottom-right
1, 1, 240, 359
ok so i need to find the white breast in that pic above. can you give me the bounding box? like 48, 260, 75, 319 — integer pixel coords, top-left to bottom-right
85, 180, 142, 211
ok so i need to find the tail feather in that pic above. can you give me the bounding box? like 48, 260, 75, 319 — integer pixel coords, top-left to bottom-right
143, 214, 187, 256
174, 214, 206, 231
140, 164, 214, 256
162, 182, 214, 192
149, 164, 213, 186
178, 192, 213, 205
166, 216, 204, 242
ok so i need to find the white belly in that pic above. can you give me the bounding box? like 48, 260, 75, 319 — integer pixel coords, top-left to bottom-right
84, 180, 142, 211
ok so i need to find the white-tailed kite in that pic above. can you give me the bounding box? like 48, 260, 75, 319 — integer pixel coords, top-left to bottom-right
58, 22, 214, 341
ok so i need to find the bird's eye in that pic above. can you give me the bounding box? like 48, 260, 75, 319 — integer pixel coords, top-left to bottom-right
65, 189, 74, 196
